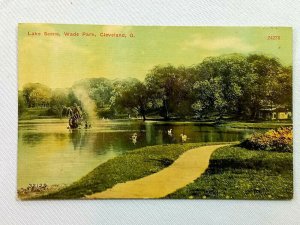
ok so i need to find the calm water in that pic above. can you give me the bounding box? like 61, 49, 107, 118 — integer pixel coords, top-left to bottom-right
18, 119, 259, 188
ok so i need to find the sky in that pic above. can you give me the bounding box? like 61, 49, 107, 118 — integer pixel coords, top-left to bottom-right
18, 24, 292, 89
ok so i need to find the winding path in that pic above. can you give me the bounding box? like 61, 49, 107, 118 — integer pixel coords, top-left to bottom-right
86, 144, 228, 199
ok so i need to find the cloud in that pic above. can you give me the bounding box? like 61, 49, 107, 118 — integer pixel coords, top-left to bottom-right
182, 35, 255, 52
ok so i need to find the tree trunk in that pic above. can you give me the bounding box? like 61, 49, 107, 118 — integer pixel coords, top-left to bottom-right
163, 99, 169, 120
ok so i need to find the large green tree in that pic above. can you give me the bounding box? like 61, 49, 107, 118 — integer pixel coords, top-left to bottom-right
113, 78, 150, 120
145, 65, 195, 119
193, 54, 249, 119
242, 54, 289, 118
87, 78, 113, 108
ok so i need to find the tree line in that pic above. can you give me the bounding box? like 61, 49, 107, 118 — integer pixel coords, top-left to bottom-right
18, 53, 292, 121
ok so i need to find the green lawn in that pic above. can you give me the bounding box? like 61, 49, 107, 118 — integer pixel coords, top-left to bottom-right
166, 145, 293, 200
33, 142, 292, 200
38, 142, 226, 199
220, 121, 292, 129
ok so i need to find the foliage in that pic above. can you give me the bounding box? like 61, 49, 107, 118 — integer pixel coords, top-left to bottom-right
241, 127, 293, 152
22, 83, 52, 107
112, 78, 150, 120
18, 91, 26, 116
20, 53, 292, 121
49, 89, 69, 118
87, 78, 113, 108
145, 65, 195, 119
166, 146, 293, 200
193, 54, 248, 118
239, 54, 291, 118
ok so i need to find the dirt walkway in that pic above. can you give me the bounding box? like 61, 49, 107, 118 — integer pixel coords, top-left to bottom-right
86, 144, 228, 199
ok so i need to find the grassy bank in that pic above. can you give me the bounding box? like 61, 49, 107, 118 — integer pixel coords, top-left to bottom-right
37, 142, 226, 199
166, 145, 293, 200
19, 108, 56, 120
219, 121, 292, 129
19, 110, 292, 130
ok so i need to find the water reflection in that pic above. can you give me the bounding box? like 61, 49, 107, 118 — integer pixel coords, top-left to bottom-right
69, 130, 89, 150
18, 120, 259, 188
21, 133, 47, 146
54, 133, 68, 141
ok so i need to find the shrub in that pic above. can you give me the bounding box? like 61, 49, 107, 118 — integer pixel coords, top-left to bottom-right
241, 127, 293, 152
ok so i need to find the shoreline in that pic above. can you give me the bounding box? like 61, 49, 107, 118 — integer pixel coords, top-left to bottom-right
23, 140, 292, 200
31, 142, 231, 200
18, 118, 292, 129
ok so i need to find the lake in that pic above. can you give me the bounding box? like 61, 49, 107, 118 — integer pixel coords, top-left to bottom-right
18, 119, 259, 189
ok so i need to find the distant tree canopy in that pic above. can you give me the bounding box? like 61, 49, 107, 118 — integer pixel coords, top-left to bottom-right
18, 91, 26, 116
23, 83, 52, 107
49, 89, 70, 118
19, 53, 292, 121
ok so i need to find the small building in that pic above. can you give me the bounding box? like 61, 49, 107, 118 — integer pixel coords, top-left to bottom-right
258, 107, 292, 120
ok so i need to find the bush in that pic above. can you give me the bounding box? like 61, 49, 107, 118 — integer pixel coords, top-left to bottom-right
241, 127, 293, 152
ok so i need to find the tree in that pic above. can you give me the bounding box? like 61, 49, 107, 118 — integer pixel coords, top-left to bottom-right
244, 54, 285, 118
88, 78, 113, 108
29, 87, 51, 107
145, 65, 194, 119
67, 89, 80, 106
18, 91, 26, 116
192, 79, 216, 118
71, 78, 114, 118
276, 66, 292, 107
49, 89, 69, 118
113, 78, 149, 120
23, 83, 39, 107
23, 83, 51, 107
193, 54, 249, 118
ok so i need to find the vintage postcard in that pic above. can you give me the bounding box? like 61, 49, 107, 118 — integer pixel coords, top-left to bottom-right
18, 24, 293, 200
